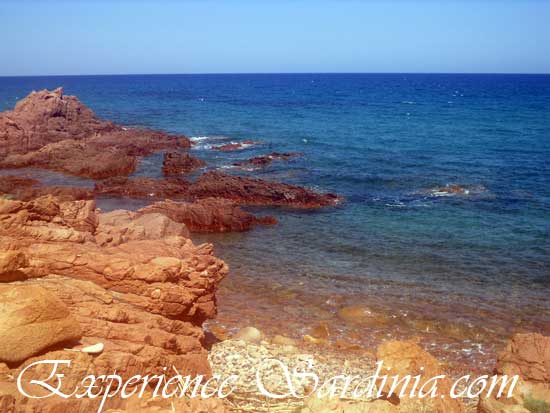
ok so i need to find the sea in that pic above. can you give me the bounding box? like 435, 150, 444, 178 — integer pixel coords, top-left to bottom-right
1, 73, 549, 373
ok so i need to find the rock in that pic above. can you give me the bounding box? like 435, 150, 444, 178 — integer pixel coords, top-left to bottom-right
188, 172, 341, 208
0, 175, 38, 194
0, 285, 82, 364
310, 322, 330, 339
94, 176, 190, 199
376, 340, 464, 413
0, 139, 138, 179
212, 140, 260, 151
234, 152, 303, 168
233, 327, 263, 343
497, 333, 550, 383
0, 88, 191, 178
0, 192, 228, 411
162, 151, 206, 175
0, 251, 28, 282
138, 198, 277, 233
0, 87, 113, 155
80, 342, 104, 354
337, 305, 390, 327
303, 335, 328, 346
15, 185, 94, 202
95, 209, 190, 246
478, 333, 550, 413
272, 335, 297, 346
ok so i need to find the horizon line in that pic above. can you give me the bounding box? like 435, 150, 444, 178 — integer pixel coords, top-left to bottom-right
1, 71, 550, 78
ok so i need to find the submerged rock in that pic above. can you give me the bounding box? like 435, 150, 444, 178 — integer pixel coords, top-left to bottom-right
188, 172, 341, 208
162, 151, 206, 175
233, 326, 264, 343
212, 140, 260, 151
233, 152, 303, 168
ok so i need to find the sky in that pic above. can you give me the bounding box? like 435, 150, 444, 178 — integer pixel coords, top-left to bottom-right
1, 0, 549, 76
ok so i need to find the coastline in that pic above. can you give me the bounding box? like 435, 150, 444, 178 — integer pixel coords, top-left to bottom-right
0, 87, 548, 413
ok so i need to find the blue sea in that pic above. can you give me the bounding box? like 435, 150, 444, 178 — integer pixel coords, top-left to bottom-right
1, 74, 549, 371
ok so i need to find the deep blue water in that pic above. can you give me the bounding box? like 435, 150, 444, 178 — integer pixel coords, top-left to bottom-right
1, 74, 549, 362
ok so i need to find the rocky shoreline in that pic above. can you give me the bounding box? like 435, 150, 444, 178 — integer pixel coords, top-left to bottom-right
0, 89, 548, 412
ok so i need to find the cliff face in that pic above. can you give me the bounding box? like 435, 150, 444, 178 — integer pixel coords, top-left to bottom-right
0, 196, 228, 412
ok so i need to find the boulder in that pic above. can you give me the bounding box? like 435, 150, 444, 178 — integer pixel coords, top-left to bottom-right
376, 340, 464, 413
0, 285, 82, 364
0, 251, 28, 282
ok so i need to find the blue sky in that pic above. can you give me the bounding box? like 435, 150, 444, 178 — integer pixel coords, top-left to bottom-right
1, 0, 549, 75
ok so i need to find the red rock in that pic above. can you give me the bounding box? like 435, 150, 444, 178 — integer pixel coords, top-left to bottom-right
478, 333, 550, 413
95, 208, 190, 246
212, 140, 261, 151
162, 151, 206, 175
0, 194, 228, 413
234, 152, 303, 167
376, 340, 464, 413
188, 172, 341, 208
496, 333, 550, 383
94, 176, 190, 199
0, 88, 191, 178
0, 87, 114, 156
0, 175, 38, 195
138, 198, 277, 233
0, 284, 82, 364
0, 139, 138, 179
14, 185, 94, 202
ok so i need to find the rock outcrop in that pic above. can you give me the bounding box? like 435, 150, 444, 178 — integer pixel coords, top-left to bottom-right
0, 139, 138, 179
162, 151, 206, 175
94, 172, 340, 209
188, 172, 341, 208
478, 333, 550, 413
0, 194, 228, 411
94, 176, 190, 199
137, 198, 277, 233
0, 88, 190, 178
0, 87, 113, 155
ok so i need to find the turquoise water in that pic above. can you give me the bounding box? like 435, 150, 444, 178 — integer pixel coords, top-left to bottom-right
1, 74, 549, 369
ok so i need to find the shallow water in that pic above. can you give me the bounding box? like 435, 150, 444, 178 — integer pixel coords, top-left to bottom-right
1, 73, 549, 372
